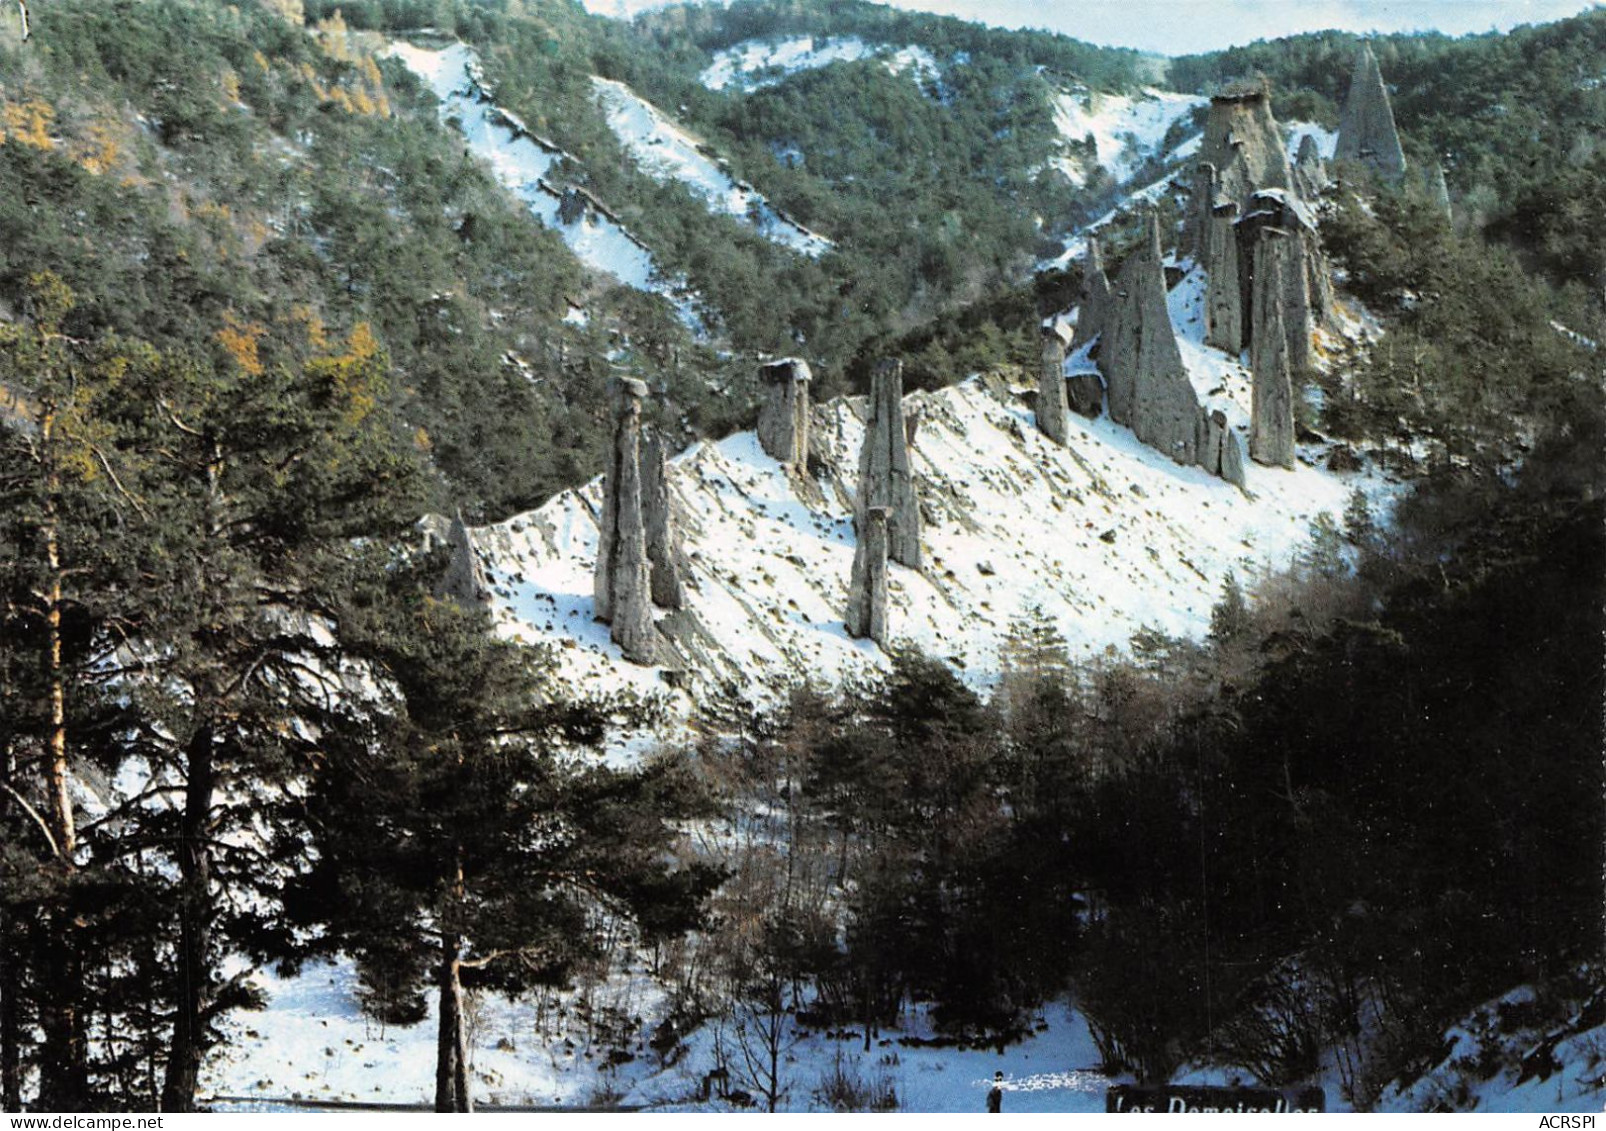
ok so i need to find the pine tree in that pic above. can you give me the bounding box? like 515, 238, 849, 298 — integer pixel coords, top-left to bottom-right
287, 556, 717, 1112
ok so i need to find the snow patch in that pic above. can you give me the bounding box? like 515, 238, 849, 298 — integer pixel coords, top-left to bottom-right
1050, 86, 1205, 187
701, 35, 939, 93
590, 77, 833, 257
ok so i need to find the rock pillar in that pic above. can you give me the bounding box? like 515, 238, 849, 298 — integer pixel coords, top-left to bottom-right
1204, 200, 1243, 354
1293, 134, 1329, 200
757, 358, 811, 467
845, 506, 890, 645
1070, 237, 1112, 353
857, 359, 920, 569
641, 428, 685, 610
1038, 323, 1071, 446
594, 376, 658, 663
1196, 84, 1293, 212
436, 509, 490, 605
1335, 43, 1406, 181
1099, 213, 1201, 465
1249, 229, 1297, 468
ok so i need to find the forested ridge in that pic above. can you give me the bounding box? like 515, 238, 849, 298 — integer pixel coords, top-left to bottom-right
0, 0, 1600, 1113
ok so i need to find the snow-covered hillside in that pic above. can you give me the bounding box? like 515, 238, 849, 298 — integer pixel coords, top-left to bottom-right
1049, 86, 1206, 186
700, 35, 941, 93
590, 77, 833, 257
470, 357, 1381, 720
385, 41, 702, 324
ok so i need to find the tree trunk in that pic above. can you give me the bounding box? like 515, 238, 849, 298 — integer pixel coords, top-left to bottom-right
434, 934, 471, 1113
0, 742, 19, 1112
160, 726, 214, 1113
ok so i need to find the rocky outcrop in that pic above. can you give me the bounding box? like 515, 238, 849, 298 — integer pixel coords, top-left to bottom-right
1037, 323, 1071, 445
1186, 162, 1218, 259
594, 376, 659, 663
1293, 134, 1329, 199
1196, 85, 1293, 213
1204, 200, 1243, 354
856, 359, 921, 569
1200, 408, 1248, 487
844, 505, 890, 645
1066, 372, 1103, 417
436, 509, 490, 604
1099, 213, 1200, 465
641, 429, 686, 611
1069, 237, 1112, 353
1249, 229, 1297, 468
757, 358, 811, 467
1425, 159, 1451, 218
1240, 191, 1319, 374
1335, 44, 1406, 181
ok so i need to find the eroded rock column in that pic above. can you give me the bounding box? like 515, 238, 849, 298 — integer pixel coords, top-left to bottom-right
1336, 43, 1406, 181
1249, 229, 1297, 468
436, 509, 490, 605
1204, 200, 1243, 354
757, 358, 811, 467
845, 505, 890, 646
857, 358, 920, 569
1070, 237, 1112, 353
641, 428, 685, 611
594, 376, 658, 663
1038, 323, 1071, 446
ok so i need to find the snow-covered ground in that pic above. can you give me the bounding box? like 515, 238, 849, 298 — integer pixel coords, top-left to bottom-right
207, 956, 1606, 1112
590, 77, 833, 257
471, 353, 1390, 722
1049, 86, 1206, 186
385, 41, 703, 327
700, 35, 940, 93
205, 954, 1114, 1112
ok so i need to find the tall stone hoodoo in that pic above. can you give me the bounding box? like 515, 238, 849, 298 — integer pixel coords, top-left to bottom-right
756, 358, 811, 467
641, 429, 686, 611
1037, 322, 1071, 446
594, 376, 659, 664
1069, 237, 1112, 353
856, 358, 921, 569
1335, 43, 1406, 181
845, 506, 890, 645
1099, 213, 1201, 465
1239, 191, 1321, 374
1293, 134, 1330, 200
1249, 229, 1298, 468
1203, 200, 1243, 354
436, 510, 490, 605
1196, 85, 1293, 213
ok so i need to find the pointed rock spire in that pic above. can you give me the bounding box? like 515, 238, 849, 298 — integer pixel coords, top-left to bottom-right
845, 505, 890, 645
436, 509, 490, 605
856, 359, 921, 569
1293, 134, 1329, 199
757, 358, 811, 468
1335, 43, 1406, 180
594, 375, 660, 664
1037, 322, 1071, 446
1099, 212, 1201, 466
1069, 237, 1112, 353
